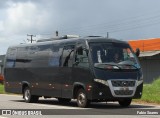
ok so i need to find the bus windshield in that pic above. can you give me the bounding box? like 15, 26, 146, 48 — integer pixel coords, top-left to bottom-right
89, 42, 140, 70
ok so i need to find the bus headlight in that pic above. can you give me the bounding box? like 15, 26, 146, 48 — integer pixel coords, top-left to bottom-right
137, 80, 143, 86
94, 79, 109, 86
140, 75, 143, 80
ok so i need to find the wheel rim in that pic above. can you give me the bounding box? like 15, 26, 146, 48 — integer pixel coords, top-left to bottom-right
24, 89, 30, 101
78, 92, 86, 105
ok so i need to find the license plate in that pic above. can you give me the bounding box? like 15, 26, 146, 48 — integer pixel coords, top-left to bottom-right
120, 87, 129, 91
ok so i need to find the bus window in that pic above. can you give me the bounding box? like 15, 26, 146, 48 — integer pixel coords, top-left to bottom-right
49, 44, 61, 67
6, 48, 17, 68
16, 47, 28, 67
62, 45, 75, 67
75, 46, 89, 68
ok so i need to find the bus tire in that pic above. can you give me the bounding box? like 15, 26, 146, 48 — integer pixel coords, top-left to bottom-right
23, 87, 39, 103
118, 99, 132, 107
77, 89, 90, 108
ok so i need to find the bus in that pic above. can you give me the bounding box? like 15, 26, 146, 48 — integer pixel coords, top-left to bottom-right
4, 36, 143, 108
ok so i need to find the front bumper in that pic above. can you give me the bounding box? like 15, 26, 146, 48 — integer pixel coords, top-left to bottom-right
91, 79, 143, 100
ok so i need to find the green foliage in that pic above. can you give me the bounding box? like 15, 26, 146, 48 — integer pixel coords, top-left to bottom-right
141, 78, 160, 103
0, 84, 4, 94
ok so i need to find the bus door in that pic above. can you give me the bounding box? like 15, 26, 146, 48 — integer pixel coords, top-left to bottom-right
72, 42, 93, 93
61, 45, 75, 98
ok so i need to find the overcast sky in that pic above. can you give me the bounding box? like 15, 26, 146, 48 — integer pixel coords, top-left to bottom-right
1, 0, 160, 54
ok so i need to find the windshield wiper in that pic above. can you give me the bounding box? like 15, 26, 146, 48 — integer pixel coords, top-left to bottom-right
118, 60, 139, 69
121, 64, 138, 69
94, 62, 139, 70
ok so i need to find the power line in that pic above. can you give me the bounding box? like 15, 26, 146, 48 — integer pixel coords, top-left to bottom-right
30, 10, 160, 38
57, 10, 160, 31
57, 10, 160, 34
109, 20, 160, 33
58, 18, 160, 37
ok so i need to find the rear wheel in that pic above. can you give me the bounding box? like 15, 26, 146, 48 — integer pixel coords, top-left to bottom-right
77, 89, 90, 108
58, 98, 71, 103
23, 87, 39, 103
118, 99, 132, 107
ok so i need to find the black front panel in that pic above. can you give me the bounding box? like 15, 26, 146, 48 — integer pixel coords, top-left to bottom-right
94, 68, 138, 80
92, 82, 113, 100
91, 68, 142, 100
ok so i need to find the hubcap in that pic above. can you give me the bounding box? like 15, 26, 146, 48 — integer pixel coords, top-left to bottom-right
24, 89, 30, 101
78, 93, 86, 105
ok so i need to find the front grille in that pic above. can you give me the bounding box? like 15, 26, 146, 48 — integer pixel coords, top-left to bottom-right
111, 80, 135, 87
114, 90, 133, 95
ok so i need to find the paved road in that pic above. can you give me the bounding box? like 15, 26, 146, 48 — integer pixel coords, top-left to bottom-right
0, 94, 159, 118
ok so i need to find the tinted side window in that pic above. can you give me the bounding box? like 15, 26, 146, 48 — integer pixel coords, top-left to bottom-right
27, 44, 52, 67
28, 46, 39, 55
36, 44, 52, 60
49, 44, 62, 67
16, 47, 28, 67
62, 45, 75, 67
74, 41, 89, 68
6, 48, 17, 68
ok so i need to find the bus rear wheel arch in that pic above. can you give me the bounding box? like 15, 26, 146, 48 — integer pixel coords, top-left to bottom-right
23, 86, 39, 103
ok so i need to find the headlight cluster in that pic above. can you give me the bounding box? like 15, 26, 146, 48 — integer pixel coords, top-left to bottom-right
94, 79, 109, 86
137, 79, 143, 86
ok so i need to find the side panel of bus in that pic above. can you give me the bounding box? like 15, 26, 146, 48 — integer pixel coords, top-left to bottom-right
4, 47, 22, 93
24, 43, 63, 97
5, 40, 94, 100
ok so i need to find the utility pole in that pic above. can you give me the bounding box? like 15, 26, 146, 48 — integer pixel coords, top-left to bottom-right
27, 34, 36, 43
107, 32, 109, 38
56, 31, 58, 37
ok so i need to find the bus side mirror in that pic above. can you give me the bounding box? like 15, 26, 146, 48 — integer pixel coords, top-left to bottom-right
135, 48, 140, 57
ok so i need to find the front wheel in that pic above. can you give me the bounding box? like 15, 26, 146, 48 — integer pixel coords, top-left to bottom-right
23, 87, 39, 103
77, 89, 90, 108
118, 99, 132, 107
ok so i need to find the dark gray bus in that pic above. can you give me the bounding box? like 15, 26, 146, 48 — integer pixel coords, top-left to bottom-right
4, 37, 143, 107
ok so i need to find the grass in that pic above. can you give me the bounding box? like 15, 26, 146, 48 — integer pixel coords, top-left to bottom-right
0, 84, 5, 94
134, 78, 160, 104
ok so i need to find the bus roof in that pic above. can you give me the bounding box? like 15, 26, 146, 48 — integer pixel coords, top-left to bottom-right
8, 37, 128, 49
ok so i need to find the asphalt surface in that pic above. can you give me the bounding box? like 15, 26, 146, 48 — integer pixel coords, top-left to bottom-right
0, 94, 159, 118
